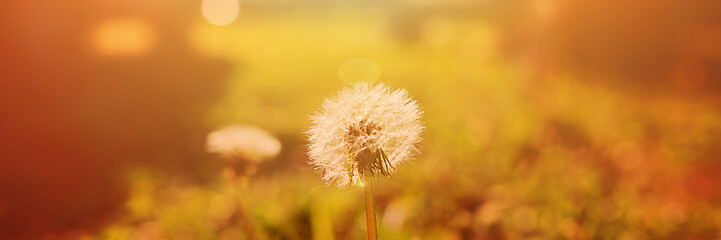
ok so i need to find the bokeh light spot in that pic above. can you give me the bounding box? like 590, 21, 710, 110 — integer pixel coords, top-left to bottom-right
91, 19, 154, 56
338, 58, 381, 85
202, 0, 240, 26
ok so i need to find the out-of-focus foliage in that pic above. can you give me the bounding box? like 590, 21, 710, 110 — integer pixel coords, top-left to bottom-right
4, 0, 721, 239
85, 3, 721, 240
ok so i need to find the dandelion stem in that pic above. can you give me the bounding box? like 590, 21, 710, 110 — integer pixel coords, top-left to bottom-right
235, 193, 258, 240
364, 177, 378, 240
227, 166, 259, 240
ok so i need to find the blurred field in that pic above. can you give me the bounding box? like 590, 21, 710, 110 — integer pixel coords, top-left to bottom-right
2, 0, 721, 239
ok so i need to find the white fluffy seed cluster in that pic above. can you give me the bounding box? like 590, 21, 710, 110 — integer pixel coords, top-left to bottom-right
307, 82, 424, 188
206, 125, 281, 161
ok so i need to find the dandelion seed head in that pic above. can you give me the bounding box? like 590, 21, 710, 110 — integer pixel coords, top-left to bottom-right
307, 82, 424, 188
207, 125, 281, 162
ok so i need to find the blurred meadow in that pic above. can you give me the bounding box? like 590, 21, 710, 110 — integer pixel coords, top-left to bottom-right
2, 0, 721, 239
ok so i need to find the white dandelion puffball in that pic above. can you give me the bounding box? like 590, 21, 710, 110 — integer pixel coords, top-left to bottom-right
207, 125, 281, 161
307, 82, 424, 188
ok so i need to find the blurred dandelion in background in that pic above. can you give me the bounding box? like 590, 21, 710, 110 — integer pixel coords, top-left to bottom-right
207, 125, 281, 240
207, 125, 281, 162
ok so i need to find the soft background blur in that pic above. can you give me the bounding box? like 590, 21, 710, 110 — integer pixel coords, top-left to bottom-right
2, 0, 721, 239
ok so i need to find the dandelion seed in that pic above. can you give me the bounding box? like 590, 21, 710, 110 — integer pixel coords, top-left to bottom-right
307, 82, 424, 188
206, 125, 281, 162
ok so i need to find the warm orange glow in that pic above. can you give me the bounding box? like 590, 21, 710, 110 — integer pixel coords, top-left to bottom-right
202, 0, 240, 26
5, 1, 721, 239
672, 57, 707, 90
91, 19, 154, 56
